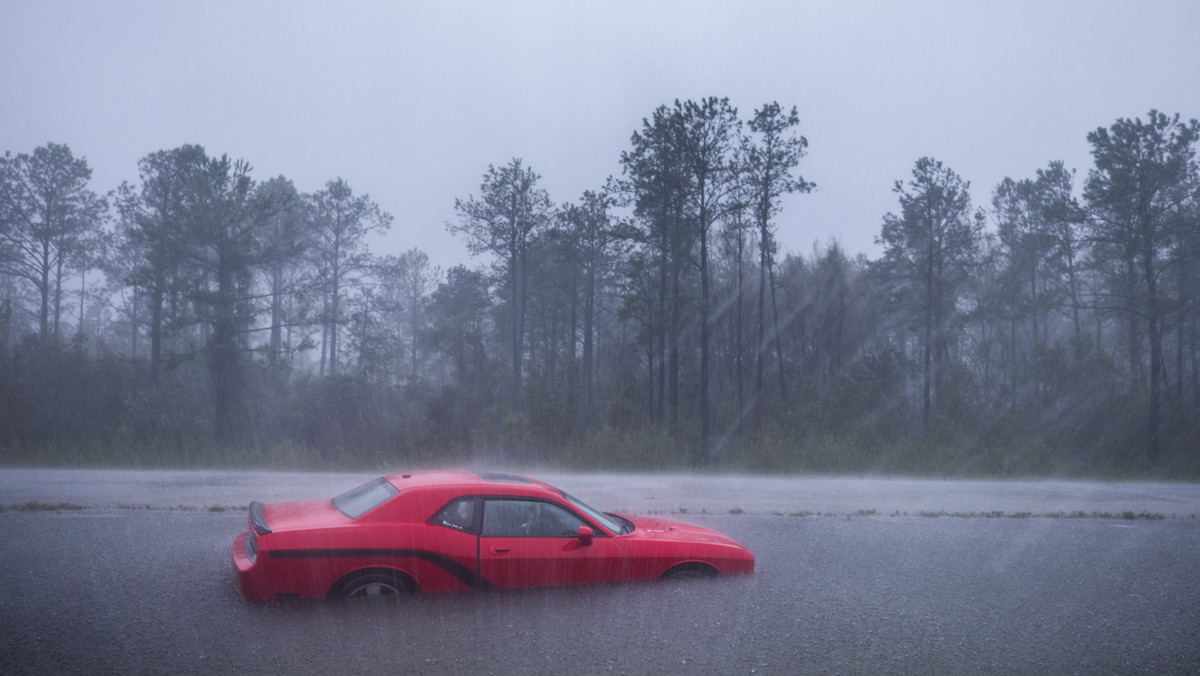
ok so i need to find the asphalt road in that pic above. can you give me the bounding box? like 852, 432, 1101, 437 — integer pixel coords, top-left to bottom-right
2, 470, 1199, 675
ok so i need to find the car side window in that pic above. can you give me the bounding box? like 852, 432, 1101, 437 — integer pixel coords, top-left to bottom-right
430, 497, 478, 533
481, 499, 587, 538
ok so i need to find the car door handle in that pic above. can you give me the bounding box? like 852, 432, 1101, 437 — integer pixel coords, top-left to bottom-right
489, 546, 510, 555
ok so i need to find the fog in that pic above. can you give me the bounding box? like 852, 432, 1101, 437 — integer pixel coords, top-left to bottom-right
4, 7, 1200, 671
4, 1, 1199, 267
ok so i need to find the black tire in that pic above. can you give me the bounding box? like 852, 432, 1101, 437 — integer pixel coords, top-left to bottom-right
661, 563, 718, 581
331, 571, 415, 598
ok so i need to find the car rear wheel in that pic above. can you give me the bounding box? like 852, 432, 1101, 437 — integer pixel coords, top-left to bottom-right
332, 571, 415, 598
661, 563, 719, 580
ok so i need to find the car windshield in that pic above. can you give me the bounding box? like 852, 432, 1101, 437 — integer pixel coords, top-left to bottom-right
561, 490, 633, 535
332, 477, 399, 519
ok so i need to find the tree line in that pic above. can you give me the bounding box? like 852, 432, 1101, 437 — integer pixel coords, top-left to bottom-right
1, 103, 1198, 475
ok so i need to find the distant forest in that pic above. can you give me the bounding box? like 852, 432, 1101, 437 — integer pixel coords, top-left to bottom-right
2, 100, 1198, 477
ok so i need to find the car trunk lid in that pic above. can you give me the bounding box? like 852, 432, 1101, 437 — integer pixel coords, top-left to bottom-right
258, 498, 348, 533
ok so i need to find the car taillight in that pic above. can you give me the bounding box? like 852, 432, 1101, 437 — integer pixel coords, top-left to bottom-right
245, 531, 258, 564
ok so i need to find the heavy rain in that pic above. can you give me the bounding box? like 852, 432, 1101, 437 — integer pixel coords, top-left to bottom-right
3, 1, 1200, 673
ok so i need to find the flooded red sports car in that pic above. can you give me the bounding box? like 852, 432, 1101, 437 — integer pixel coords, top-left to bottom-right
232, 470, 755, 599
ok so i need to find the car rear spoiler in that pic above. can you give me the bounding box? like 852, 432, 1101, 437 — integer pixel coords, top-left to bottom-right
249, 501, 272, 535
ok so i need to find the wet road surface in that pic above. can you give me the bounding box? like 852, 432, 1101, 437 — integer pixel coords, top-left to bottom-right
2, 470, 1199, 674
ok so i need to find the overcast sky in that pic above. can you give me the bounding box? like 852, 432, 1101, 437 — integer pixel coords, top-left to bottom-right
4, 0, 1199, 270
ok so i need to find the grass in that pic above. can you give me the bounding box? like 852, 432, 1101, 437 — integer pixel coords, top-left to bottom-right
9, 501, 86, 512
843, 509, 1169, 520
654, 507, 1173, 520
5, 420, 1199, 481
5, 502, 250, 513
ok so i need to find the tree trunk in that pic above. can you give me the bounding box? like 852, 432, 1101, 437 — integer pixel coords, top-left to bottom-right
922, 251, 935, 434
1067, 256, 1082, 337
409, 279, 420, 379
319, 298, 328, 378
269, 269, 282, 367
1143, 247, 1161, 463
1177, 260, 1188, 399
508, 246, 525, 405
734, 233, 745, 426
646, 340, 655, 424
656, 246, 667, 426
329, 275, 341, 375
149, 282, 163, 387
755, 237, 767, 419
39, 243, 51, 340
583, 261, 595, 419
53, 254, 65, 339
1192, 314, 1199, 408
699, 212, 711, 462
78, 274, 85, 340
212, 261, 241, 444
768, 253, 788, 403
130, 286, 139, 358
668, 256, 680, 430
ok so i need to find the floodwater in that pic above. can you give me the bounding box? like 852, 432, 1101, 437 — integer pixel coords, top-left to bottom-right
2, 469, 1199, 674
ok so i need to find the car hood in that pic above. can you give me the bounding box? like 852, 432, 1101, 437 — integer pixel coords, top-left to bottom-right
261, 498, 349, 533
620, 514, 745, 547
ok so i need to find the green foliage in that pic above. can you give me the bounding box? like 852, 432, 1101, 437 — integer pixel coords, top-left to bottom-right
3, 107, 1200, 479
561, 426, 691, 470
0, 143, 108, 341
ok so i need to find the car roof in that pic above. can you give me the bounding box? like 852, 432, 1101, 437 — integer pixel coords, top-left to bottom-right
381, 470, 558, 497
365, 470, 587, 526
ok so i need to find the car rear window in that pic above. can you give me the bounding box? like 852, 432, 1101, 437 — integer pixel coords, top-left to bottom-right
430, 497, 478, 532
474, 472, 530, 484
332, 477, 399, 519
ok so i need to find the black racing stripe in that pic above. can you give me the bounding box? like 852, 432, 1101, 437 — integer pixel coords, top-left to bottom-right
268, 548, 494, 590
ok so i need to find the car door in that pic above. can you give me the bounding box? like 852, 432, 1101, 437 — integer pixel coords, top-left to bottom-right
478, 498, 626, 588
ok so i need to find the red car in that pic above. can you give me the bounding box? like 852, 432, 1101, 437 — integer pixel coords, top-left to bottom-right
231, 470, 755, 599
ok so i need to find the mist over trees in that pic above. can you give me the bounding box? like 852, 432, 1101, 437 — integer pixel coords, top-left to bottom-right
1, 104, 1198, 476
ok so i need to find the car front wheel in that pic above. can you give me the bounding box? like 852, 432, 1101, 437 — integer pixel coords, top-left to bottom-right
332, 571, 415, 598
661, 563, 718, 580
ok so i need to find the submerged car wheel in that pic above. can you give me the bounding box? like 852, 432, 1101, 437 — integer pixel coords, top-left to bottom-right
332, 571, 415, 598
661, 563, 719, 580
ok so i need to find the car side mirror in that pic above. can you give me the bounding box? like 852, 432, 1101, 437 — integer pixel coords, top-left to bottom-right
577, 525, 594, 546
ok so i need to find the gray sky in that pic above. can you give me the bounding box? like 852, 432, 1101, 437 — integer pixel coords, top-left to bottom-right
4, 0, 1199, 270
